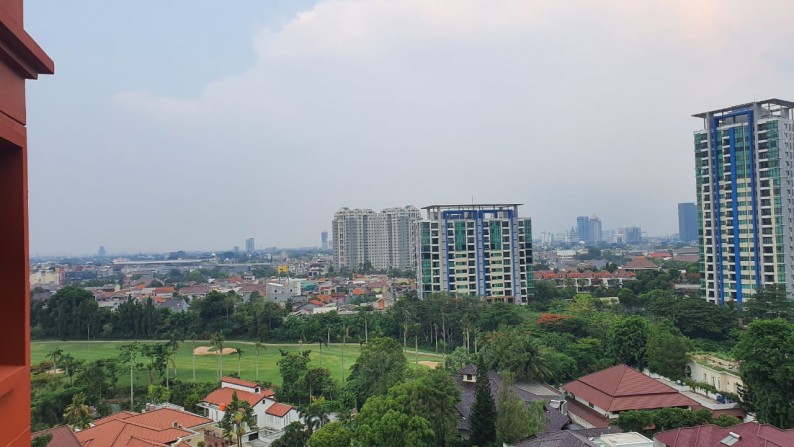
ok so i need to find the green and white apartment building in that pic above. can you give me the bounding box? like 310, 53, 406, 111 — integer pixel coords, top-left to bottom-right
416, 204, 534, 303
693, 99, 794, 305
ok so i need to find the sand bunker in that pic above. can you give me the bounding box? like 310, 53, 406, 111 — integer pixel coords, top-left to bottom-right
193, 346, 238, 356
417, 361, 441, 369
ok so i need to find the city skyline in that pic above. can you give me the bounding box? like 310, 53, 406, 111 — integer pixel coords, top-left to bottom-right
24, 1, 794, 254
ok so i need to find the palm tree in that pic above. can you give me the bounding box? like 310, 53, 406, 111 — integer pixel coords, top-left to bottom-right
166, 330, 182, 386
220, 391, 258, 447
254, 340, 266, 382
211, 332, 225, 380
235, 348, 245, 376
299, 396, 330, 436
118, 342, 140, 409
47, 347, 64, 372
63, 392, 92, 429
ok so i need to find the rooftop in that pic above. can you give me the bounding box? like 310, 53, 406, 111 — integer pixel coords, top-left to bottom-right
422, 203, 522, 209
693, 98, 794, 118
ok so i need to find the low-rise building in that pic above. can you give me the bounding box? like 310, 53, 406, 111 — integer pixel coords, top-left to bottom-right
74, 407, 213, 447
199, 377, 300, 442
686, 354, 744, 395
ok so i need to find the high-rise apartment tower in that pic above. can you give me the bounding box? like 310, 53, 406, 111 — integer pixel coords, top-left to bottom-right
416, 204, 534, 303
678, 203, 698, 242
693, 99, 794, 305
332, 206, 421, 271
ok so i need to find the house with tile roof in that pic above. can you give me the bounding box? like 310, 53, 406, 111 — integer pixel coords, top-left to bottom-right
456, 365, 569, 437
622, 256, 660, 272
73, 407, 213, 447
31, 426, 82, 447
562, 365, 701, 428
199, 376, 299, 442
654, 422, 794, 447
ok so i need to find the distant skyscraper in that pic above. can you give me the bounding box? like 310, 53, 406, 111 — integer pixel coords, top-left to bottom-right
332, 206, 421, 270
245, 238, 255, 253
576, 216, 590, 244
678, 203, 697, 243
321, 231, 329, 250
623, 226, 642, 244
693, 99, 794, 305
589, 214, 602, 243
97, 246, 106, 258
417, 204, 534, 303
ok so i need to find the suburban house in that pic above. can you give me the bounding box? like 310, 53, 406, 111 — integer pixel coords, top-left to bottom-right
456, 365, 569, 436
74, 407, 213, 447
654, 421, 794, 447
686, 354, 744, 395
563, 364, 702, 428
622, 256, 660, 272
158, 298, 190, 313
199, 377, 300, 442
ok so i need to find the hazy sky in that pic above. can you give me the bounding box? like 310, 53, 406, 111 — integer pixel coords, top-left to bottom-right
24, 0, 794, 255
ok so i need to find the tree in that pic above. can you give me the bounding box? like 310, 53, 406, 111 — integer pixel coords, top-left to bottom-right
219, 391, 258, 447
211, 332, 225, 380
387, 369, 461, 446
743, 284, 794, 323
277, 349, 312, 404
272, 421, 309, 447
46, 347, 64, 372
254, 340, 266, 382
351, 395, 436, 447
479, 330, 552, 381
308, 421, 352, 447
646, 323, 691, 380
118, 342, 140, 410
495, 372, 547, 445
235, 348, 245, 376
300, 396, 331, 436
63, 392, 92, 429
147, 385, 171, 404
615, 408, 713, 435
32, 434, 52, 447
734, 318, 794, 428
608, 316, 649, 368
469, 358, 496, 447
346, 337, 407, 406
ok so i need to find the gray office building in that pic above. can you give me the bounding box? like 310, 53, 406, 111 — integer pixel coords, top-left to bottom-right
678, 203, 698, 242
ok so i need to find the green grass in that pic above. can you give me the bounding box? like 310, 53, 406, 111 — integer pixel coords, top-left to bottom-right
31, 340, 446, 386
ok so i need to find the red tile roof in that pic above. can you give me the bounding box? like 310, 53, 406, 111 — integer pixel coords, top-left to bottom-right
221, 376, 259, 389
655, 422, 794, 447
563, 364, 699, 412
75, 408, 211, 447
565, 398, 610, 428
92, 411, 138, 426
266, 402, 293, 417
624, 257, 659, 270
31, 426, 82, 447
202, 387, 266, 408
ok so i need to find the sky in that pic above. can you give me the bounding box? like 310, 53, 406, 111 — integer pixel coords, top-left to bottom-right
23, 0, 794, 256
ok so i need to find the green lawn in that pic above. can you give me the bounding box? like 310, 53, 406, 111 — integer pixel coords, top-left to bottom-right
31, 340, 446, 386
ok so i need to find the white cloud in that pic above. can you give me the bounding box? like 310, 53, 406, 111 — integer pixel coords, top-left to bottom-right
111, 0, 794, 245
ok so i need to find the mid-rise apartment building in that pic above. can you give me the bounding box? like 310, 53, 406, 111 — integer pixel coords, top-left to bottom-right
332, 206, 420, 271
416, 204, 534, 303
693, 99, 794, 304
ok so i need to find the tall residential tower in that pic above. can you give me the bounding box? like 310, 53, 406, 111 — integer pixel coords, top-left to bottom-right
416, 204, 534, 303
693, 99, 794, 305
678, 203, 697, 243
332, 206, 421, 271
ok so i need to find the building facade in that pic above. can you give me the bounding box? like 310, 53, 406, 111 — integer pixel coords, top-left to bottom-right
331, 206, 420, 271
245, 237, 255, 253
0, 3, 53, 446
416, 204, 534, 303
678, 202, 698, 242
576, 216, 590, 244
321, 230, 329, 249
693, 99, 794, 304
589, 214, 602, 243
